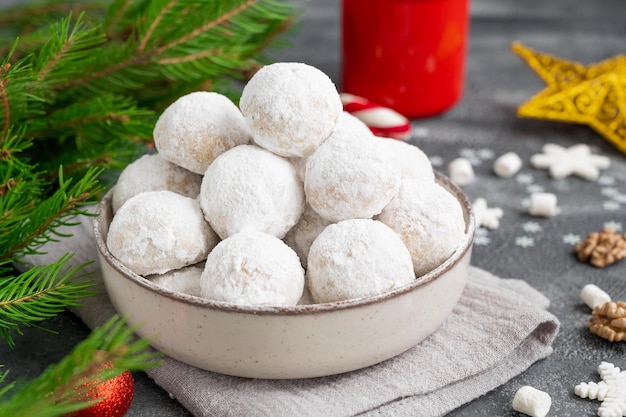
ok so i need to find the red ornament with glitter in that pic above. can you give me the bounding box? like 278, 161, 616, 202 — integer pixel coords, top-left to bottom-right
68, 362, 135, 417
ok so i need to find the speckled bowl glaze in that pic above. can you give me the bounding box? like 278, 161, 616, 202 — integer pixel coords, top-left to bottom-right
94, 173, 475, 379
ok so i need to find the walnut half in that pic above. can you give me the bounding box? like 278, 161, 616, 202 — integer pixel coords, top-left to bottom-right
574, 228, 626, 268
589, 301, 626, 342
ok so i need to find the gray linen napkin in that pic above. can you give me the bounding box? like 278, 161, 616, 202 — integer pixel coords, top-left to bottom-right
17, 211, 559, 417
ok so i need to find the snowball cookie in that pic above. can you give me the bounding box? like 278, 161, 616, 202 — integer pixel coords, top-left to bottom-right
147, 264, 204, 297
377, 179, 466, 277
305, 129, 400, 222
107, 190, 219, 276
334, 111, 373, 137
200, 231, 305, 306
379, 138, 435, 182
200, 145, 305, 239
112, 153, 201, 213
307, 219, 415, 303
240, 62, 342, 158
153, 91, 252, 174
283, 203, 332, 268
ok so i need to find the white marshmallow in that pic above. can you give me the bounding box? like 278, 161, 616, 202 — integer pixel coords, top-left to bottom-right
447, 157, 474, 186
528, 192, 557, 217
581, 284, 611, 310
493, 152, 523, 178
512, 386, 552, 417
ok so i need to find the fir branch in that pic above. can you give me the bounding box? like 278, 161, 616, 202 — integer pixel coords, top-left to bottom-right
31, 12, 107, 91
0, 166, 103, 262
60, 0, 295, 102
154, 0, 257, 55
0, 315, 161, 417
0, 253, 96, 348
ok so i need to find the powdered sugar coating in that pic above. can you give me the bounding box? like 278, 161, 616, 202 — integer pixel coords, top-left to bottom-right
307, 219, 415, 303
107, 190, 219, 276
112, 153, 201, 213
200, 145, 305, 239
379, 138, 435, 181
334, 111, 373, 137
240, 62, 342, 158
283, 203, 332, 268
305, 130, 400, 222
200, 231, 305, 306
153, 91, 252, 174
147, 264, 204, 297
377, 179, 466, 277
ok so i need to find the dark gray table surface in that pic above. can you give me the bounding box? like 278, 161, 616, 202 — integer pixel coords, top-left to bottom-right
2, 0, 626, 416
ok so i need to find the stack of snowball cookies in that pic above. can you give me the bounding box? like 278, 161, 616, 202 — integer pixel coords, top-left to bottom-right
106, 62, 467, 307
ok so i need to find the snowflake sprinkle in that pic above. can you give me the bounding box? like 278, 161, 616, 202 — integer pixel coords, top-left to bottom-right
604, 221, 623, 231
515, 236, 535, 248
562, 233, 581, 245
530, 143, 610, 181
473, 229, 492, 246
516, 173, 535, 185
522, 221, 542, 233
575, 361, 626, 417
598, 175, 616, 186
604, 201, 621, 211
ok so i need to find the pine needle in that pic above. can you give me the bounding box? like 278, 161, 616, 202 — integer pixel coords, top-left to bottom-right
0, 315, 161, 417
0, 253, 96, 348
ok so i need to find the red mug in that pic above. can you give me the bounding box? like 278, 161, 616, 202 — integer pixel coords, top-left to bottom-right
341, 0, 469, 119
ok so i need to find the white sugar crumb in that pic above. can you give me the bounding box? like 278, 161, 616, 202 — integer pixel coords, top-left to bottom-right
112, 153, 202, 213
201, 231, 304, 306
377, 179, 466, 277
199, 144, 305, 239
307, 219, 415, 303
283, 203, 332, 268
153, 91, 252, 174
107, 190, 219, 276
305, 129, 400, 222
240, 62, 342, 158
379, 137, 435, 181
147, 264, 204, 297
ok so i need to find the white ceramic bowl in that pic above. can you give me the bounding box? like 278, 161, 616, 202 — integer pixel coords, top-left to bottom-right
94, 173, 475, 379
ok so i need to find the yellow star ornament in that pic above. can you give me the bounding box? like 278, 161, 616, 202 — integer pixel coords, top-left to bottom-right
511, 41, 626, 154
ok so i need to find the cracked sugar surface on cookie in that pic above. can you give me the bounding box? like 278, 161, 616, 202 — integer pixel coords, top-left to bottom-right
107, 190, 219, 276
305, 129, 400, 222
240, 62, 342, 158
201, 231, 305, 307
200, 144, 305, 239
153, 91, 252, 174
147, 264, 204, 297
307, 219, 415, 303
112, 153, 202, 213
377, 179, 466, 277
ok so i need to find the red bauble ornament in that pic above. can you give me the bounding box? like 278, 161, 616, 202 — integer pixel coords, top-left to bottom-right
69, 362, 135, 417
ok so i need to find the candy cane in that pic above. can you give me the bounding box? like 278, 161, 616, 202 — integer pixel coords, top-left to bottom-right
340, 93, 412, 141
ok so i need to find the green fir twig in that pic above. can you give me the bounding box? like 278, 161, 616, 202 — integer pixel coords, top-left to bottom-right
0, 315, 161, 417
0, 253, 97, 348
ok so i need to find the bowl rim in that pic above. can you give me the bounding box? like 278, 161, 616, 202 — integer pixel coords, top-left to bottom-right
94, 172, 475, 316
